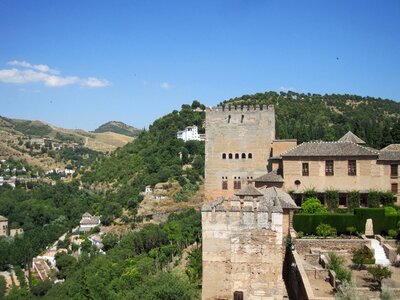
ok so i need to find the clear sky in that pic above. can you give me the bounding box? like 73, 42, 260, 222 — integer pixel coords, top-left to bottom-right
0, 0, 399, 130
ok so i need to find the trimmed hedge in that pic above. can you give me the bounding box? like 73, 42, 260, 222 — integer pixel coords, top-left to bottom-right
293, 208, 400, 235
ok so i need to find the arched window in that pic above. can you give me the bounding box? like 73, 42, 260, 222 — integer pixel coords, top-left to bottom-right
229, 153, 233, 159
235, 153, 239, 159
248, 153, 253, 159
222, 153, 226, 159
241, 153, 246, 159
228, 115, 231, 123
241, 115, 244, 123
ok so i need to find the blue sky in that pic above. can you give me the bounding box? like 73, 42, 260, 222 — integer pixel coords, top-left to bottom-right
0, 0, 399, 130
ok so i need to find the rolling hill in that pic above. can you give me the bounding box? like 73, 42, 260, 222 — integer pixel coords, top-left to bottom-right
93, 121, 142, 137
0, 116, 135, 169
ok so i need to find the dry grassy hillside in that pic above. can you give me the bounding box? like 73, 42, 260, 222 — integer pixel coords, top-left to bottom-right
0, 116, 135, 169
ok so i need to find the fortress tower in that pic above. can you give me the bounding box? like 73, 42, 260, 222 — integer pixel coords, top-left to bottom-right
204, 105, 275, 199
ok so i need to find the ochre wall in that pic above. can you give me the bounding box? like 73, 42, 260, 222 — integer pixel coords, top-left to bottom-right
282, 158, 399, 202
204, 105, 275, 200
202, 209, 285, 300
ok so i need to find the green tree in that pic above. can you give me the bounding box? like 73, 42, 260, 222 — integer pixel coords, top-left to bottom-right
367, 265, 392, 291
301, 198, 327, 214
0, 276, 6, 299
352, 246, 374, 269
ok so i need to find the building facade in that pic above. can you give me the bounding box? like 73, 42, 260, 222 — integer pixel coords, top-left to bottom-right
176, 125, 204, 142
204, 105, 276, 199
202, 187, 297, 300
0, 215, 8, 237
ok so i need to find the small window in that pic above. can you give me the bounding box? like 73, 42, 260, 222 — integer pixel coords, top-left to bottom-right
234, 180, 241, 190
228, 115, 231, 123
234, 291, 244, 300
325, 160, 334, 176
241, 153, 246, 159
348, 160, 356, 176
391, 164, 398, 178
235, 153, 239, 159
302, 163, 309, 176
248, 153, 253, 159
222, 153, 226, 159
392, 183, 398, 194
222, 180, 228, 190
241, 115, 244, 123
229, 153, 233, 159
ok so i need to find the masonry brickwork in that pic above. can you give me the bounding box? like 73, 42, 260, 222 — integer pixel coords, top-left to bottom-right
204, 105, 275, 200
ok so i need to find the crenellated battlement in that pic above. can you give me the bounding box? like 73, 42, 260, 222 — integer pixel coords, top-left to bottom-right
206, 104, 274, 112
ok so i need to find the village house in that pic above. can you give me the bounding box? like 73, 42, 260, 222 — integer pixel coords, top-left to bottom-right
79, 212, 101, 232
176, 125, 205, 142
0, 215, 8, 237
0, 215, 24, 237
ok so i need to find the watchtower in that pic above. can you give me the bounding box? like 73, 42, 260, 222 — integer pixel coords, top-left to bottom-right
204, 104, 275, 199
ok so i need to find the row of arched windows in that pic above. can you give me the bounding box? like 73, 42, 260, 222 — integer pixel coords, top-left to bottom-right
222, 153, 252, 159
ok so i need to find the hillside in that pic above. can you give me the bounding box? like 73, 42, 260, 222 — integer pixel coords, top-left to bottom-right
222, 91, 400, 148
93, 121, 141, 137
0, 116, 134, 169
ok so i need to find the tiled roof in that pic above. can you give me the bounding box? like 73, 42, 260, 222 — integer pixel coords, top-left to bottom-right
262, 187, 298, 209
235, 185, 264, 196
253, 170, 284, 183
338, 131, 366, 144
281, 141, 379, 158
0, 215, 7, 221
82, 212, 92, 218
378, 144, 400, 161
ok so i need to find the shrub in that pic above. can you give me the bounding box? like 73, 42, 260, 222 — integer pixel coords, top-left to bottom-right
367, 265, 392, 290
384, 206, 398, 216
387, 229, 398, 239
367, 191, 380, 208
301, 198, 327, 214
352, 246, 374, 269
347, 191, 360, 211
346, 226, 357, 235
316, 223, 336, 238
327, 252, 352, 283
296, 231, 304, 239
381, 192, 395, 206
326, 190, 339, 211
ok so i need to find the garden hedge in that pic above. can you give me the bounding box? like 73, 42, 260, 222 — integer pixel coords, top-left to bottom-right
293, 208, 399, 235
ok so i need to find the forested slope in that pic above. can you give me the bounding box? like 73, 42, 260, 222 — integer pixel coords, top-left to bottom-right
81, 102, 206, 208
222, 91, 400, 148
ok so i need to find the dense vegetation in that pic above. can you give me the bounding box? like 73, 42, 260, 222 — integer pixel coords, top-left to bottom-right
20, 209, 201, 300
48, 147, 103, 168
0, 117, 53, 137
93, 121, 142, 138
222, 91, 400, 148
0, 182, 103, 269
81, 102, 205, 208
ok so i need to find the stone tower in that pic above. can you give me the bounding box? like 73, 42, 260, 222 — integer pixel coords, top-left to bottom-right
201, 187, 297, 300
204, 105, 275, 199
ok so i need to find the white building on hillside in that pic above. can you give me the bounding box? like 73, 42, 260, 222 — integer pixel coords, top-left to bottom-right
176, 125, 204, 142
79, 212, 101, 232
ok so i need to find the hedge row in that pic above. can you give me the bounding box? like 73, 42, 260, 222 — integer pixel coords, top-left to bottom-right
293, 208, 399, 235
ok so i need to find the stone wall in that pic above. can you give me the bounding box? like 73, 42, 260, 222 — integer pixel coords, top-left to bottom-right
202, 204, 285, 299
204, 105, 275, 200
294, 238, 370, 255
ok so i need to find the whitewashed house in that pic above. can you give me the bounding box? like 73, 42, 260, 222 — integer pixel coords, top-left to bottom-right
176, 125, 203, 142
79, 212, 101, 232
